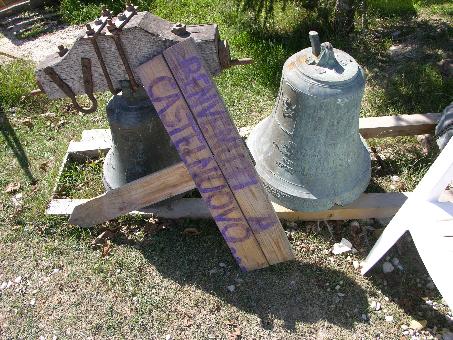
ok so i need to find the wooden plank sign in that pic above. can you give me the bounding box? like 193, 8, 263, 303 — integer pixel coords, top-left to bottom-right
136, 38, 294, 271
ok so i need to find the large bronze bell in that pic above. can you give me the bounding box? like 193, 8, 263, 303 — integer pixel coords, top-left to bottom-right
247, 31, 371, 211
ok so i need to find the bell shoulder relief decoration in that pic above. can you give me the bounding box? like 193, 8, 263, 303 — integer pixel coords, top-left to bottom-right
247, 31, 371, 211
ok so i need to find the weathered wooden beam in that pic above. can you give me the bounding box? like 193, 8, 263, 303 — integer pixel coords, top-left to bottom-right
36, 12, 226, 99
47, 192, 406, 220
136, 39, 293, 270
359, 113, 441, 138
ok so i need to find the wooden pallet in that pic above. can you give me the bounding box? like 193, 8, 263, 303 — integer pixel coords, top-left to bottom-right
47, 112, 444, 221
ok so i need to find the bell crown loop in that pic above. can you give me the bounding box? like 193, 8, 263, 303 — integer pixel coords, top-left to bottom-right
285, 32, 361, 86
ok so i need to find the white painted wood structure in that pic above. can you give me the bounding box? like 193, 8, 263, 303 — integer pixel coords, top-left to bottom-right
361, 138, 453, 311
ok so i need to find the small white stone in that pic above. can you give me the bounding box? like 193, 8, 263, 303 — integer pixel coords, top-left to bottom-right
391, 175, 400, 182
30, 298, 35, 306
332, 238, 354, 255
219, 263, 226, 268
426, 300, 433, 306
382, 261, 394, 273
375, 302, 382, 311
165, 335, 173, 340
337, 293, 345, 297
370, 301, 377, 309
353, 260, 360, 269
227, 285, 235, 292
401, 325, 408, 330
384, 296, 389, 301
14, 276, 22, 284
385, 315, 394, 322
409, 319, 427, 330
0, 282, 7, 290
6, 281, 13, 289
52, 268, 60, 274
335, 285, 341, 290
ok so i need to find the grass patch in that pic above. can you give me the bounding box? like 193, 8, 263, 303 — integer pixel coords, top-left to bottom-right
368, 0, 417, 17
56, 157, 105, 199
0, 60, 37, 110
415, 0, 453, 17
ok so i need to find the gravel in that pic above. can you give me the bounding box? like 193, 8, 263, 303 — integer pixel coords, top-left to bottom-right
0, 22, 83, 64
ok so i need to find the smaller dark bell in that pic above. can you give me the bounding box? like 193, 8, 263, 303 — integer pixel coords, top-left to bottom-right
103, 81, 181, 191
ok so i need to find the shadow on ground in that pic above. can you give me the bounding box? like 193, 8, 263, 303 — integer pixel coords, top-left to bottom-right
364, 233, 452, 329
0, 8, 64, 43
0, 109, 36, 183
107, 219, 369, 331
94, 212, 453, 332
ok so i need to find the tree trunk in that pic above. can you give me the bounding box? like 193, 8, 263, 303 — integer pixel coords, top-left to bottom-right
334, 0, 355, 34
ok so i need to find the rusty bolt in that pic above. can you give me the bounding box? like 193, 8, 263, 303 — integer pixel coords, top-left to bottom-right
117, 13, 127, 21
86, 24, 95, 36
57, 45, 68, 57
101, 7, 111, 18
171, 22, 187, 36
106, 19, 116, 32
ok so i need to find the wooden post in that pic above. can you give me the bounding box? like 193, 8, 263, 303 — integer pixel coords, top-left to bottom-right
136, 39, 294, 270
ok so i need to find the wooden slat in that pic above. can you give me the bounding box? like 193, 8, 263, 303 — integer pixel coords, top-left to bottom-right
136, 52, 273, 271
275, 192, 408, 221
48, 192, 410, 220
161, 38, 294, 266
359, 113, 441, 139
68, 162, 195, 227
67, 140, 111, 161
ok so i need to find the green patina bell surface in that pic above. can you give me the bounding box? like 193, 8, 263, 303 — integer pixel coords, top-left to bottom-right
103, 81, 181, 191
247, 32, 371, 212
